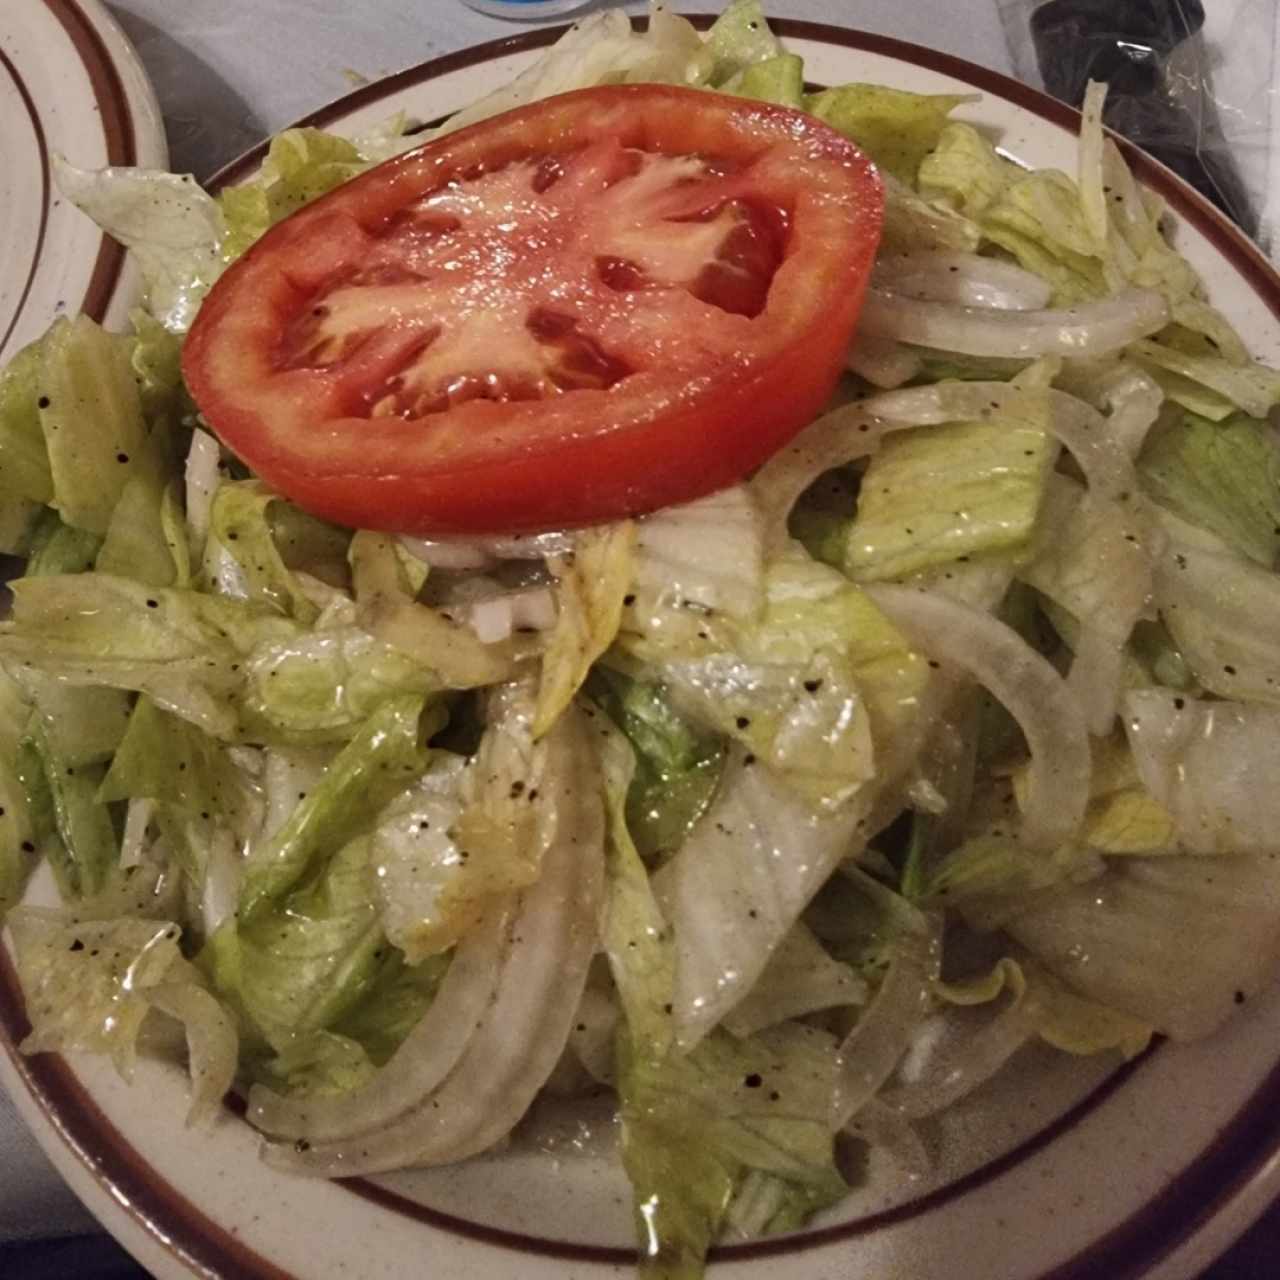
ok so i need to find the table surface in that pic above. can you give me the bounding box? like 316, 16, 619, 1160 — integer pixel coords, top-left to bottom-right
3, 0, 1279, 1275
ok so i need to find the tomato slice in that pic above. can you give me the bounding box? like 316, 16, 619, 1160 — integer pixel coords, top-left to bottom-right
183, 84, 883, 535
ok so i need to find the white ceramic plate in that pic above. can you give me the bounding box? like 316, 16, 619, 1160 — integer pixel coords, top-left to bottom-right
0, 0, 167, 366
3, 18, 1280, 1280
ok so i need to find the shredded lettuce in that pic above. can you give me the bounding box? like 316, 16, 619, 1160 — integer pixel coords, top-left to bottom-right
845, 414, 1056, 581
806, 85, 969, 184
535, 523, 634, 737
1139, 412, 1280, 566
237, 694, 426, 920
3, 6, 1280, 1272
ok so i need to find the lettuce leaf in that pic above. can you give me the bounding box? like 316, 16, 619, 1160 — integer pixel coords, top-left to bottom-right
703, 0, 784, 83
535, 522, 634, 737
10, 906, 238, 1122
219, 834, 384, 1049
0, 573, 295, 740
588, 667, 725, 863
204, 482, 335, 623
845, 414, 1056, 581
1139, 412, 1280, 566
22, 716, 117, 900
98, 696, 255, 836
36, 316, 150, 535
55, 159, 225, 332
806, 84, 969, 184
373, 683, 563, 961
618, 1022, 847, 1279
729, 53, 804, 107
237, 694, 426, 921
0, 339, 54, 507
918, 122, 1012, 220
219, 129, 370, 261
1008, 848, 1280, 1040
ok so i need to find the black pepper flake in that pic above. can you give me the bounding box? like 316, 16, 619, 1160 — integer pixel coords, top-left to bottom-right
69, 939, 84, 953
145, 599, 159, 609
735, 715, 750, 729
21, 841, 34, 853
1224, 665, 1237, 675
743, 753, 756, 766
803, 679, 823, 693
743, 1073, 763, 1089
623, 594, 636, 606
116, 452, 129, 464
37, 396, 50, 409
294, 1139, 311, 1153
1174, 697, 1185, 710
1235, 990, 1246, 1004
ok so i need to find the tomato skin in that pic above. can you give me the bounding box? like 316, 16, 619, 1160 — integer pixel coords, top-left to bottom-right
184, 83, 883, 535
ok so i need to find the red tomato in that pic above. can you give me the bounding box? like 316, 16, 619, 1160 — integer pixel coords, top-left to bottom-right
183, 84, 883, 535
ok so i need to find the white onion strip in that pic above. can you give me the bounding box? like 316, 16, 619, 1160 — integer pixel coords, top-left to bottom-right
750, 403, 884, 551
183, 428, 221, 547
847, 335, 923, 389
260, 707, 605, 1174
832, 924, 937, 1129
844, 1099, 931, 1176
879, 1001, 1036, 1120
865, 586, 1091, 851
873, 252, 1053, 311
248, 905, 512, 1141
859, 285, 1168, 359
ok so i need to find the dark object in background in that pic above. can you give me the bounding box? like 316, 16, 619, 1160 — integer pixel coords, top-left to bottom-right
1029, 0, 1257, 235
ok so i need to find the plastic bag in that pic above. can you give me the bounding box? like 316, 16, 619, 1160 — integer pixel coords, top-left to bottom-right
997, 0, 1279, 260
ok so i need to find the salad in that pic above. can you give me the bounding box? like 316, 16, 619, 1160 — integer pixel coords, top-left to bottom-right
3, 2, 1280, 1276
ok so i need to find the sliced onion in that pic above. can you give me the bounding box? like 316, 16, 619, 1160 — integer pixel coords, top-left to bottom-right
832, 920, 938, 1129
859, 285, 1168, 359
398, 535, 497, 572
399, 530, 575, 571
844, 1099, 930, 1176
873, 252, 1053, 311
866, 585, 1091, 850
465, 586, 557, 644
847, 334, 923, 389
880, 999, 1035, 1120
750, 402, 883, 550
200, 826, 240, 938
722, 924, 867, 1039
248, 906, 510, 1141
1094, 365, 1165, 459
183, 428, 221, 546
146, 981, 238, 1130
259, 705, 605, 1173
119, 798, 154, 870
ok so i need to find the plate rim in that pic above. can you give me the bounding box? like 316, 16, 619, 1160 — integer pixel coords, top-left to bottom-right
3, 14, 1280, 1280
0, 0, 165, 363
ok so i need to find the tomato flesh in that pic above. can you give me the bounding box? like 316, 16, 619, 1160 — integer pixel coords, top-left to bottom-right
184, 84, 883, 535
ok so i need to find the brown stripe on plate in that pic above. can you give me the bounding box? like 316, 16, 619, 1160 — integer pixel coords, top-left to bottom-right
40, 0, 137, 321
4, 15, 1280, 1280
0, 949, 295, 1280
0, 46, 52, 354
